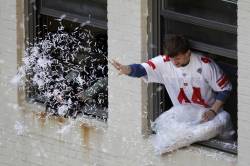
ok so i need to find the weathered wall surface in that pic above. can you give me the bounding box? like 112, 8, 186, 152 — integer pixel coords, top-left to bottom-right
238, 0, 250, 166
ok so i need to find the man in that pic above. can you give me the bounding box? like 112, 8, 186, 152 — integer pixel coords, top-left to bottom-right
111, 35, 232, 122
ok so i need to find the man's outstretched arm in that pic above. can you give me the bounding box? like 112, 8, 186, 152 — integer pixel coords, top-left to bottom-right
111, 60, 147, 77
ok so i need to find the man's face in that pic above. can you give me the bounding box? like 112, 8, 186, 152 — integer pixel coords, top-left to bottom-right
170, 50, 191, 68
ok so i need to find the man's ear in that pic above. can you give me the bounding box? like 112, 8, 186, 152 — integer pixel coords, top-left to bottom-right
186, 50, 191, 57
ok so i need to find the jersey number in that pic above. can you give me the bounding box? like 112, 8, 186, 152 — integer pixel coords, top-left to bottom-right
177, 87, 208, 107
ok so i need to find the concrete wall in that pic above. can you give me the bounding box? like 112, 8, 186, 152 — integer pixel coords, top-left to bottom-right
0, 0, 18, 103
0, 0, 239, 165
238, 0, 250, 166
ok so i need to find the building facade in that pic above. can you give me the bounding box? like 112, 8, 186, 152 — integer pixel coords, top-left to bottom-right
0, 0, 248, 165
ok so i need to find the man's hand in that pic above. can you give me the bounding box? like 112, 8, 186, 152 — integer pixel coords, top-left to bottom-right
110, 59, 131, 75
201, 109, 217, 122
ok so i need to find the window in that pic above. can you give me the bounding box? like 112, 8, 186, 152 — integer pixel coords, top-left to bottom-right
40, 0, 107, 29
149, 0, 237, 154
25, 0, 108, 120
163, 0, 237, 26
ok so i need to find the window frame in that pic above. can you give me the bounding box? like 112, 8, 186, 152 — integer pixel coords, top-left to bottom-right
39, 0, 107, 30
25, 0, 108, 121
148, 0, 237, 154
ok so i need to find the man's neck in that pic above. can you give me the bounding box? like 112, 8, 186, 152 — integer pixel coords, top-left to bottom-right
181, 55, 191, 67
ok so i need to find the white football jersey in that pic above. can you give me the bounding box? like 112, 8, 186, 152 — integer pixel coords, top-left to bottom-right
141, 52, 232, 107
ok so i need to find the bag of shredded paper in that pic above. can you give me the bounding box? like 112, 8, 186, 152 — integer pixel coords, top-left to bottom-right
151, 104, 234, 155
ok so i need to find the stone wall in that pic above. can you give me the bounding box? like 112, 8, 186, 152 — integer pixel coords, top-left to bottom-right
238, 0, 250, 166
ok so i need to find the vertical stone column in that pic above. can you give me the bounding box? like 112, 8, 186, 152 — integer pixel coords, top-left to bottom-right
107, 0, 148, 137
238, 0, 250, 165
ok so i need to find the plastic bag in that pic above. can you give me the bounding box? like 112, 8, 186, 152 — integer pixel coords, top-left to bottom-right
151, 104, 234, 155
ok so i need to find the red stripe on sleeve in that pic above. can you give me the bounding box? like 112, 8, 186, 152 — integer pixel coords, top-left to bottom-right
218, 75, 229, 88
162, 55, 170, 62
201, 56, 211, 63
221, 79, 230, 89
146, 60, 156, 70
217, 74, 225, 83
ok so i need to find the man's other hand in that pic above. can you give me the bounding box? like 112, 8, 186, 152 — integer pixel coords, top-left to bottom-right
201, 110, 216, 122
110, 59, 131, 75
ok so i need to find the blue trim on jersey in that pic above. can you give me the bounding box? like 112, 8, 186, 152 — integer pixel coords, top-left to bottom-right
128, 64, 147, 77
216, 90, 231, 102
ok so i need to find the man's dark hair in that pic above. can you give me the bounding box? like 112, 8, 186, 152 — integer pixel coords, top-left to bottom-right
164, 35, 190, 57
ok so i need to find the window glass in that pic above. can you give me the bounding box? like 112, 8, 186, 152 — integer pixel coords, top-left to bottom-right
163, 19, 237, 51
27, 13, 108, 120
163, 0, 237, 25
41, 0, 107, 22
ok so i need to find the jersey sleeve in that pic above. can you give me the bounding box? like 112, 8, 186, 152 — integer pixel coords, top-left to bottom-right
201, 57, 232, 92
140, 55, 165, 84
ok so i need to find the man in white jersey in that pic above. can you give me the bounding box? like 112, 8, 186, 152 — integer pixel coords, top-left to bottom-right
111, 35, 232, 122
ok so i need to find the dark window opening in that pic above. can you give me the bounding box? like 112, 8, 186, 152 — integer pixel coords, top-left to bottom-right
40, 0, 107, 29
149, 0, 237, 154
26, 0, 108, 120
163, 0, 237, 26
163, 20, 236, 53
